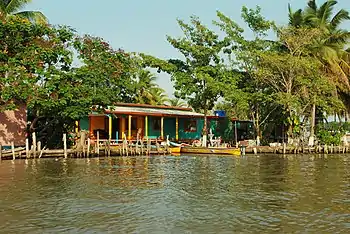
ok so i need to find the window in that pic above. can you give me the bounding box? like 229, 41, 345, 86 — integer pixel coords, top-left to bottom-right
152, 117, 161, 131
184, 119, 197, 132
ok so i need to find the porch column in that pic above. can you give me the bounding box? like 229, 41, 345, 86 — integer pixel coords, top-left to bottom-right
108, 115, 112, 140
120, 117, 125, 139
161, 117, 164, 140
176, 117, 179, 141
75, 121, 79, 133
145, 116, 148, 138
128, 115, 132, 140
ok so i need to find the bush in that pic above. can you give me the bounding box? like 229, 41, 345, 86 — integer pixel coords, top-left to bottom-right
316, 122, 350, 145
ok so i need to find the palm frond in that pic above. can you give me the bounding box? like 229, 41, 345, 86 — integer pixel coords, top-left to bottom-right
5, 0, 32, 14
167, 98, 187, 107
14, 10, 48, 24
330, 9, 350, 29
306, 0, 318, 14
325, 30, 350, 46
0, 1, 6, 13
288, 4, 304, 27
317, 0, 337, 27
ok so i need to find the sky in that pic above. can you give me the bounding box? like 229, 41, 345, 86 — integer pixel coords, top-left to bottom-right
26, 0, 350, 97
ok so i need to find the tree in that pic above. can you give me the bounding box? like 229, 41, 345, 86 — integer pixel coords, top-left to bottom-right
167, 98, 187, 107
0, 17, 67, 112
0, 0, 47, 24
0, 17, 77, 146
134, 70, 168, 105
288, 0, 350, 143
165, 16, 232, 146
215, 7, 277, 143
148, 87, 168, 105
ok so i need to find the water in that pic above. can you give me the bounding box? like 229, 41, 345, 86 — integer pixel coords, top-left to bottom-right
0, 154, 349, 233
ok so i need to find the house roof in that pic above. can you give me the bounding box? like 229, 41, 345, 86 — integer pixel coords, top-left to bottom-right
90, 103, 204, 117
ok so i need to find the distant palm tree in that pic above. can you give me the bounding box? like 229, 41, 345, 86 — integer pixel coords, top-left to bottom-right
167, 98, 187, 107
149, 87, 169, 105
135, 70, 169, 105
0, 0, 47, 24
288, 0, 350, 88
288, 0, 350, 141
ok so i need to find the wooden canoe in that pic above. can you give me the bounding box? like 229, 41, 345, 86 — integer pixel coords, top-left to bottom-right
180, 146, 241, 156
170, 147, 181, 154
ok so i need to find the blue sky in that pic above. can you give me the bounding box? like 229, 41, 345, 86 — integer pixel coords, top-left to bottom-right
26, 0, 350, 97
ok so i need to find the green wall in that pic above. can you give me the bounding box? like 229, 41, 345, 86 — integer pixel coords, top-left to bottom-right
80, 116, 89, 131
147, 116, 161, 138
178, 118, 203, 140
164, 118, 176, 140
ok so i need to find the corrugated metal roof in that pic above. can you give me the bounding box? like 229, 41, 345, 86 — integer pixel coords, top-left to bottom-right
104, 105, 204, 117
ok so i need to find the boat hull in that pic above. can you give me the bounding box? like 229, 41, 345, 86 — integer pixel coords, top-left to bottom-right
180, 147, 241, 156
170, 147, 181, 154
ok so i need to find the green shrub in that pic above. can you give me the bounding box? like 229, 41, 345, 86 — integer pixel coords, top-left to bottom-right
316, 122, 350, 145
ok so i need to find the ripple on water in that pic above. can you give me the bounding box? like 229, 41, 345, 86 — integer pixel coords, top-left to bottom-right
0, 155, 350, 233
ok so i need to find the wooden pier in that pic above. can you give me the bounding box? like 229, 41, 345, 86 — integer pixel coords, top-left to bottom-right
1, 131, 349, 161
245, 144, 349, 155
0, 131, 171, 161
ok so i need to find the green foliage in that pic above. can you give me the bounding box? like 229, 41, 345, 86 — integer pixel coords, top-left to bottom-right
316, 122, 350, 145
134, 70, 168, 105
167, 98, 187, 107
166, 16, 234, 118
1, 17, 139, 148
0, 17, 72, 111
0, 0, 48, 24
241, 6, 274, 36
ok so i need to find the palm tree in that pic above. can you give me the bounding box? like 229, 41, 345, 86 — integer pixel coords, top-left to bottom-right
288, 0, 350, 142
134, 70, 169, 105
149, 87, 169, 105
0, 0, 47, 24
289, 0, 350, 88
167, 98, 187, 107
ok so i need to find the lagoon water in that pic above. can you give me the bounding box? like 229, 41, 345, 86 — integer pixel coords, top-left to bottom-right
0, 154, 349, 233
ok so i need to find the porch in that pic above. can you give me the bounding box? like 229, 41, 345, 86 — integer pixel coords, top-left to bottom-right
79, 103, 204, 142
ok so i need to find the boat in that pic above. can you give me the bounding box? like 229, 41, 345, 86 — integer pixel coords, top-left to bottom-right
170, 147, 181, 154
180, 146, 241, 156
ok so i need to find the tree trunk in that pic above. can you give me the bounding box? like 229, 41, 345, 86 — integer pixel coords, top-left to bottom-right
309, 104, 316, 146
202, 110, 207, 147
255, 109, 261, 146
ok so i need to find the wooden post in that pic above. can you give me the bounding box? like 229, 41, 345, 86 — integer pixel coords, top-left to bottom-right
109, 115, 112, 140
87, 138, 91, 157
26, 138, 29, 158
97, 131, 100, 156
32, 132, 37, 158
145, 116, 148, 138
175, 117, 179, 141
161, 117, 164, 140
11, 142, 15, 160
128, 115, 132, 140
234, 121, 238, 147
37, 141, 41, 156
63, 134, 67, 158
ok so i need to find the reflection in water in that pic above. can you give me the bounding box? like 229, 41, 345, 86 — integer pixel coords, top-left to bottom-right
0, 154, 349, 233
